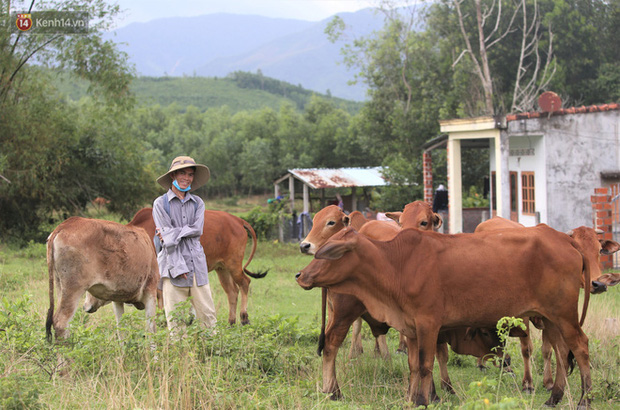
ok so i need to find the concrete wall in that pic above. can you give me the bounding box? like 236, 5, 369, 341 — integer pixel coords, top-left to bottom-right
504, 110, 619, 231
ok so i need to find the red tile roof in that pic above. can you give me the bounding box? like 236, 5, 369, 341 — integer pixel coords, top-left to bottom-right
506, 102, 619, 122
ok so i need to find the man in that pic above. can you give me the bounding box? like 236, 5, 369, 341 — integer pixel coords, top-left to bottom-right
153, 155, 217, 333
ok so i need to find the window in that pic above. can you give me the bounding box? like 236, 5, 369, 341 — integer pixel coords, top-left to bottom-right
521, 172, 535, 214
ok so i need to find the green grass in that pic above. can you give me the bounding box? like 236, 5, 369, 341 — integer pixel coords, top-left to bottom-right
0, 209, 618, 408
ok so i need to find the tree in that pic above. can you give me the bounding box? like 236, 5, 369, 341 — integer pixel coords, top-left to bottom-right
0, 0, 153, 241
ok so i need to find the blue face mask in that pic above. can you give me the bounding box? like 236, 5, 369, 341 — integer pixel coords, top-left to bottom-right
173, 179, 191, 192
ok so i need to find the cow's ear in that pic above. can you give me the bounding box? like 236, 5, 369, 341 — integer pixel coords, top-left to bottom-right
464, 327, 478, 340
343, 215, 350, 227
315, 240, 354, 260
600, 239, 620, 255
594, 272, 620, 287
385, 212, 402, 225
433, 213, 443, 230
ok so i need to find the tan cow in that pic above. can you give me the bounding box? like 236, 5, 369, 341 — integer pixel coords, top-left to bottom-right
297, 226, 593, 407
385, 200, 443, 231
46, 217, 159, 341
475, 217, 620, 391
126, 207, 267, 325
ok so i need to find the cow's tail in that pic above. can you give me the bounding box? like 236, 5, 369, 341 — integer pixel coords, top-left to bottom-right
579, 251, 591, 327
241, 220, 268, 279
317, 287, 327, 357
45, 231, 57, 343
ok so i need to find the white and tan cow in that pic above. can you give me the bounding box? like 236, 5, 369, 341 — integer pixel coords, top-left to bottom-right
46, 217, 160, 341
297, 225, 593, 407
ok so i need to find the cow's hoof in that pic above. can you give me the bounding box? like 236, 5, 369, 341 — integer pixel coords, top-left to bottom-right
477, 365, 488, 372
441, 382, 455, 394
328, 390, 342, 401
544, 395, 562, 407
395, 348, 407, 355
522, 386, 535, 394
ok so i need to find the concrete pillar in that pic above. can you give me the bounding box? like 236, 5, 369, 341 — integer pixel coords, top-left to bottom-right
447, 139, 462, 233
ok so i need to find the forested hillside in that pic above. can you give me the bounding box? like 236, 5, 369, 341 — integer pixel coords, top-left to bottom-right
53, 70, 362, 114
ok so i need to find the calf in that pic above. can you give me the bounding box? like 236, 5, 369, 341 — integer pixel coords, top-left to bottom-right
297, 226, 592, 407
46, 217, 159, 341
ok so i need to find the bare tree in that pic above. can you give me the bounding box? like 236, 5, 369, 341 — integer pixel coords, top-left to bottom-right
511, 0, 556, 113
452, 0, 554, 115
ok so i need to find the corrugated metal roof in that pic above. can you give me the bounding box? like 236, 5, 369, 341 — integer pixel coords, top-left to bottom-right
288, 167, 388, 189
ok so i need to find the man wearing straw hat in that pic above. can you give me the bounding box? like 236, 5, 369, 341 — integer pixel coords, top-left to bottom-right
153, 156, 217, 332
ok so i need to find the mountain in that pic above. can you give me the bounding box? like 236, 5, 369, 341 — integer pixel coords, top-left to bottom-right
106, 9, 385, 101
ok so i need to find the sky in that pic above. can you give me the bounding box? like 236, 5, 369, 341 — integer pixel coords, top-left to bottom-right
110, 0, 378, 28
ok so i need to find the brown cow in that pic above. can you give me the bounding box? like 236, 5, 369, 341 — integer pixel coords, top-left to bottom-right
297, 226, 592, 407
385, 200, 443, 231
475, 217, 620, 391
127, 207, 267, 325
46, 217, 159, 341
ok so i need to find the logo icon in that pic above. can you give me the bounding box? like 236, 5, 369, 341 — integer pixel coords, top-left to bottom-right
16, 13, 33, 31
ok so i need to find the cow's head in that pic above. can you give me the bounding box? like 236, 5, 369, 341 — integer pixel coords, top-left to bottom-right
386, 201, 442, 231
567, 227, 620, 293
300, 205, 350, 255
297, 228, 361, 289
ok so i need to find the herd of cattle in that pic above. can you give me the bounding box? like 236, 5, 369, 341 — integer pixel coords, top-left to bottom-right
44, 201, 620, 407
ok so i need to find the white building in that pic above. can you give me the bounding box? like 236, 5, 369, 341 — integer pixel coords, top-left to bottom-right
424, 97, 619, 234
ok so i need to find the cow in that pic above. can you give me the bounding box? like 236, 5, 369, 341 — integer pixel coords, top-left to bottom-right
126, 207, 268, 326
296, 226, 593, 407
385, 200, 443, 231
475, 217, 620, 391
46, 217, 159, 341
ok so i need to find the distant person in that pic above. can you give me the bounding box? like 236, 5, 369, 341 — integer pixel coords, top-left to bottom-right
433, 184, 449, 213
153, 156, 217, 334
336, 193, 344, 211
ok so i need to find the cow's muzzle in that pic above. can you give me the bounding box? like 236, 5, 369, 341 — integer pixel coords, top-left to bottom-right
591, 280, 608, 294
295, 271, 314, 290
299, 242, 312, 254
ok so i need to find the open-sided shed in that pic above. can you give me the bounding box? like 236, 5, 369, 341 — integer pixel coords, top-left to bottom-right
274, 167, 388, 214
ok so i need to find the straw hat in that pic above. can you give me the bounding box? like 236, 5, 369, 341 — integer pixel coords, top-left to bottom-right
156, 156, 210, 191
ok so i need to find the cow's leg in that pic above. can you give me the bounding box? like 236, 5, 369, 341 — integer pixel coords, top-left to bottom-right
373, 335, 390, 359
542, 329, 555, 390
553, 318, 592, 408
232, 269, 251, 325
407, 323, 439, 406
112, 302, 125, 340
397, 332, 408, 354
349, 318, 364, 358
144, 291, 157, 333
520, 333, 535, 393
541, 322, 570, 407
53, 289, 84, 339
435, 342, 455, 394
324, 294, 368, 399
405, 334, 421, 403
215, 269, 240, 325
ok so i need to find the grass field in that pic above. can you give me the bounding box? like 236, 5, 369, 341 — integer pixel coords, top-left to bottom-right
0, 205, 618, 408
